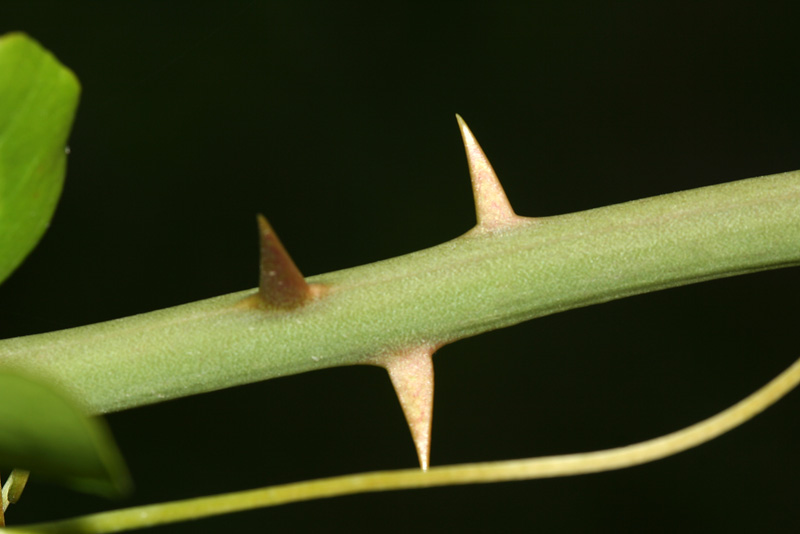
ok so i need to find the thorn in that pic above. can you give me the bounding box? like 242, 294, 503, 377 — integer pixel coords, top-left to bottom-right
256, 214, 312, 309
456, 114, 518, 232
2, 470, 29, 512
0, 472, 4, 527
371, 345, 437, 470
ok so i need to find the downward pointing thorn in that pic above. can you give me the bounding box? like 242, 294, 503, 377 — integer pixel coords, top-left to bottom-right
456, 114, 517, 231
372, 346, 436, 470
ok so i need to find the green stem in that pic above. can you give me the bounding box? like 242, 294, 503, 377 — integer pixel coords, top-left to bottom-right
1, 170, 799, 413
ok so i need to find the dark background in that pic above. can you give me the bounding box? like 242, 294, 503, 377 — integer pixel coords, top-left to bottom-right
2, 2, 800, 532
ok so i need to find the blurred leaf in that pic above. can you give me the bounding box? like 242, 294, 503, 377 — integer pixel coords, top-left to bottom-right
0, 32, 80, 285
0, 369, 131, 497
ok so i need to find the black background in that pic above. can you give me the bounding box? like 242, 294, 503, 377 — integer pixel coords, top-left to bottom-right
2, 2, 800, 532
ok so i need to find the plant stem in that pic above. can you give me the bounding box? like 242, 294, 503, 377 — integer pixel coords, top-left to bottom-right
0, 170, 799, 414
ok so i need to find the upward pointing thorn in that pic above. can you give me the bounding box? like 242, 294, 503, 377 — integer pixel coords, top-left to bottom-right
456, 114, 518, 232
256, 214, 312, 309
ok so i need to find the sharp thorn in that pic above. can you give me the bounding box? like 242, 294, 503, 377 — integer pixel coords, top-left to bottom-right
456, 114, 518, 232
2, 470, 29, 512
256, 214, 312, 309
372, 345, 436, 470
0, 471, 5, 526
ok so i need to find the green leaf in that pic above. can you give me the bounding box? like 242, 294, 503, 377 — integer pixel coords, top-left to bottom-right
0, 369, 131, 497
0, 32, 80, 285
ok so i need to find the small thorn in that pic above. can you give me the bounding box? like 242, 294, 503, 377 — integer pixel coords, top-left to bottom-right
0, 471, 4, 527
2, 470, 29, 512
372, 346, 436, 470
256, 214, 312, 309
456, 114, 517, 231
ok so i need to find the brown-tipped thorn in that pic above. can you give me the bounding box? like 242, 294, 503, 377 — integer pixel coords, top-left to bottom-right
456, 114, 518, 232
257, 214, 313, 309
371, 345, 437, 470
